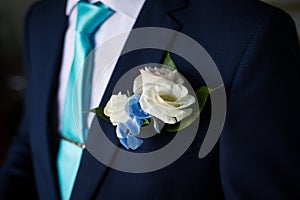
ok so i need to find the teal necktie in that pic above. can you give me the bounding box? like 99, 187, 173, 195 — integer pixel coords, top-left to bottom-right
57, 1, 114, 199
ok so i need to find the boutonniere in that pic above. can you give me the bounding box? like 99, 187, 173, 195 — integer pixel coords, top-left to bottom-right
89, 52, 218, 150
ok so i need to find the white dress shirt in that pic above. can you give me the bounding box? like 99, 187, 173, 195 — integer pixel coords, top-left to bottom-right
58, 0, 145, 133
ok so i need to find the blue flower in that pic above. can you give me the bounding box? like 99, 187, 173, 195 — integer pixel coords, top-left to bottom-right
114, 94, 154, 150
116, 119, 143, 150
126, 94, 151, 126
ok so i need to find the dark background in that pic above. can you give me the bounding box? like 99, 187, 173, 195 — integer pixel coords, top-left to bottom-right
0, 0, 36, 165
0, 0, 299, 165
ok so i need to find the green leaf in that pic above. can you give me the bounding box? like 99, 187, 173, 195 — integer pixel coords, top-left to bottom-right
162, 52, 177, 70
141, 119, 151, 127
87, 107, 110, 122
197, 86, 211, 114
127, 90, 131, 97
164, 85, 223, 132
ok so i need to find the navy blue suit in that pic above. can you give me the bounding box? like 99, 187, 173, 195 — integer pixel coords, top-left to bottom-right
1, 0, 300, 199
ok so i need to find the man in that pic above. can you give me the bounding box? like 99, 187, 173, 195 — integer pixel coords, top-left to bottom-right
1, 0, 300, 199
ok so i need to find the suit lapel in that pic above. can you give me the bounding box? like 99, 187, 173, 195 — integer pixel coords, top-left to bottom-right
29, 0, 67, 199
71, 0, 187, 199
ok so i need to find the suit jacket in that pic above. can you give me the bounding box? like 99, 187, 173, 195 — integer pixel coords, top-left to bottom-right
1, 0, 300, 199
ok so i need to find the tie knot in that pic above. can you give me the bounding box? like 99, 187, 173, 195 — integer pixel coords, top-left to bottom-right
76, 1, 114, 34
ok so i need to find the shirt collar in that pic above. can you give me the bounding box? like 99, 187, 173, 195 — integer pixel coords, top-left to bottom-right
66, 0, 145, 19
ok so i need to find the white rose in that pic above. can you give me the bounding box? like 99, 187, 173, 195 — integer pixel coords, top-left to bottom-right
104, 92, 130, 125
139, 81, 195, 124
133, 66, 184, 94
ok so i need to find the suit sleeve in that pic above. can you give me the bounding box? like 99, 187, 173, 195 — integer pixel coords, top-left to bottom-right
220, 10, 300, 199
0, 4, 38, 199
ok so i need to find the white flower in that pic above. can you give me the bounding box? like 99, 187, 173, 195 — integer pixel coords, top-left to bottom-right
137, 67, 195, 124
133, 66, 184, 94
104, 92, 130, 125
